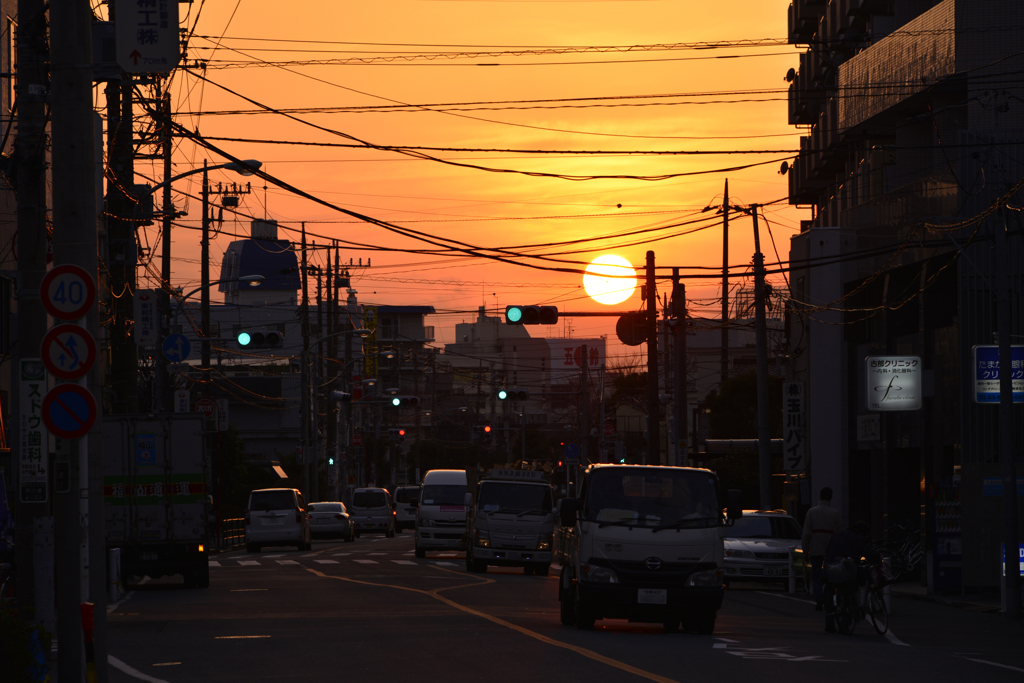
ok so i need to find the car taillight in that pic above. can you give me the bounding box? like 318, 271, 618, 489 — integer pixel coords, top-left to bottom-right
393, 510, 397, 515
296, 508, 303, 524
245, 511, 250, 526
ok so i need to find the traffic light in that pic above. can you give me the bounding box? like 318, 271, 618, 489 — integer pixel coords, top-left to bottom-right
388, 428, 406, 443
499, 389, 529, 401
471, 425, 492, 442
328, 454, 335, 466
330, 391, 352, 402
504, 305, 558, 325
390, 396, 420, 407
237, 328, 285, 349
557, 460, 564, 471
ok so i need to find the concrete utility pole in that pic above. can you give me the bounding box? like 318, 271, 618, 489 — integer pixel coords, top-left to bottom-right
51, 0, 102, 678
13, 0, 50, 631
721, 179, 729, 387
751, 205, 773, 511
200, 161, 211, 372
996, 209, 1020, 619
672, 270, 687, 467
581, 344, 589, 468
300, 224, 311, 497
157, 92, 173, 412
646, 251, 660, 466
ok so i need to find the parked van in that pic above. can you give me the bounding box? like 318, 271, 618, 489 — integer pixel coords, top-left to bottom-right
412, 470, 467, 558
393, 486, 421, 533
245, 488, 311, 553
555, 464, 741, 634
349, 487, 395, 538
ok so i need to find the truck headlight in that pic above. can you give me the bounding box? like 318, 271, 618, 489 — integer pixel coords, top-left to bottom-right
537, 534, 553, 551
725, 549, 754, 559
418, 518, 435, 528
474, 530, 490, 547
687, 569, 724, 587
580, 563, 619, 584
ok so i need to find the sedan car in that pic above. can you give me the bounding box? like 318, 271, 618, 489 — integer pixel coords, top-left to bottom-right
307, 502, 355, 542
723, 510, 802, 586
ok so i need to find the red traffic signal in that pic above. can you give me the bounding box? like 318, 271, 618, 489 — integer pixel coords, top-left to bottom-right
483, 425, 492, 433
398, 429, 406, 437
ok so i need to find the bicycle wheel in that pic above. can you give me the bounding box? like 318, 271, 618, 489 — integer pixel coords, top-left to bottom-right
868, 588, 888, 635
836, 591, 856, 635
0, 575, 14, 607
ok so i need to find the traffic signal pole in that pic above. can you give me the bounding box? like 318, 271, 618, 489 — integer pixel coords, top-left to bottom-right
646, 251, 660, 466
751, 206, 773, 511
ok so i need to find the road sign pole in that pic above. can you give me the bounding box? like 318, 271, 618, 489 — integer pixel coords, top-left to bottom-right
51, 0, 103, 675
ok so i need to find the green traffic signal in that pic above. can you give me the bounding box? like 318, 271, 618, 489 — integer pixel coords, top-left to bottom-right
498, 389, 508, 400
392, 397, 401, 406
505, 305, 523, 323
238, 332, 252, 346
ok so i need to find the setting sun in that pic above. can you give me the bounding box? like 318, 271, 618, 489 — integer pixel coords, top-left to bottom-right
583, 255, 637, 305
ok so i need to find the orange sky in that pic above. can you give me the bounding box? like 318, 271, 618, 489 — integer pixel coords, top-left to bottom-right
127, 0, 807, 359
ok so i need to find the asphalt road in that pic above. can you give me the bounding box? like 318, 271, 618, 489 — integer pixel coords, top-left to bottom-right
106, 534, 1024, 683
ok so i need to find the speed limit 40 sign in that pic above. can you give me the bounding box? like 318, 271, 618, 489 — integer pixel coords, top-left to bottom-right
40, 264, 96, 321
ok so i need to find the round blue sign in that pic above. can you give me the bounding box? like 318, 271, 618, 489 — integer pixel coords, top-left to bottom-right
563, 443, 580, 459
41, 384, 97, 439
162, 334, 192, 362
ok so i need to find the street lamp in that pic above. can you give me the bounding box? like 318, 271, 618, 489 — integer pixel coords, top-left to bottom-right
171, 275, 264, 331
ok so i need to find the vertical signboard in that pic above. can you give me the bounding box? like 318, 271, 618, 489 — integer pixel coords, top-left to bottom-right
173, 389, 190, 414
972, 345, 1024, 403
134, 288, 157, 347
782, 382, 805, 472
114, 0, 181, 74
865, 356, 922, 411
18, 359, 47, 502
216, 399, 229, 432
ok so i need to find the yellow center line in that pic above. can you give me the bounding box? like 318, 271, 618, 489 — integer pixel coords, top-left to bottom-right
305, 566, 680, 683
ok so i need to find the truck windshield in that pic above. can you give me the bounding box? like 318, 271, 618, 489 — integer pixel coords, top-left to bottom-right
583, 469, 720, 527
420, 485, 467, 506
477, 482, 552, 513
394, 488, 420, 504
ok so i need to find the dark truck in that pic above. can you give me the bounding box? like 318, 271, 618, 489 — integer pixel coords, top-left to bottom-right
104, 414, 212, 588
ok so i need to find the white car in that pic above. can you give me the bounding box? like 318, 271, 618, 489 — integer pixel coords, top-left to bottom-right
308, 502, 355, 542
245, 488, 311, 553
723, 510, 802, 586
349, 488, 395, 538
393, 486, 420, 533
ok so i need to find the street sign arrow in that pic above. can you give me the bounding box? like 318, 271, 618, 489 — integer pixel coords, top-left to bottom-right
41, 323, 97, 380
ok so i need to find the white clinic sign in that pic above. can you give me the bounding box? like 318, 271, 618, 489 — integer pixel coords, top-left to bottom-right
865, 356, 922, 411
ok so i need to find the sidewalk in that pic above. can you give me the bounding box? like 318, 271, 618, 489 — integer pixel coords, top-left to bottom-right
890, 581, 1003, 613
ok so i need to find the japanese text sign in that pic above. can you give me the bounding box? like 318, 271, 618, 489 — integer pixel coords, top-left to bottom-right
865, 355, 922, 411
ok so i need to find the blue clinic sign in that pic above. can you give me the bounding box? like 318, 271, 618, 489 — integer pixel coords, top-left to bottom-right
972, 345, 1024, 403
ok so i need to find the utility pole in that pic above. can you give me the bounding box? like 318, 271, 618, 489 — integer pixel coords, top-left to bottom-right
13, 0, 50, 634
314, 259, 324, 501
721, 179, 730, 387
646, 251, 660, 466
200, 161, 211, 372
751, 205, 773, 511
672, 269, 687, 467
326, 244, 338, 499
581, 344, 589, 468
51, 1, 101, 677
157, 92, 173, 412
300, 224, 311, 498
996, 209, 1020, 619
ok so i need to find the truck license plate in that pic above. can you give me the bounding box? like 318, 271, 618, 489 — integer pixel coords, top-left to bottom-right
638, 588, 667, 604
140, 552, 158, 561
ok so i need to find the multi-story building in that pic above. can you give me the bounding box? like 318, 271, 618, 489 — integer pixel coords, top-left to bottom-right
786, 0, 1024, 592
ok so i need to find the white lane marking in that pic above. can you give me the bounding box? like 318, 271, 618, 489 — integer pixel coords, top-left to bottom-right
332, 553, 352, 557
434, 561, 456, 566
392, 560, 417, 565
756, 591, 817, 606
152, 663, 180, 667
107, 576, 147, 614
353, 559, 378, 564
109, 656, 171, 683
262, 554, 283, 558
959, 657, 1024, 673
275, 560, 299, 566
314, 559, 338, 565
215, 635, 271, 639
301, 553, 320, 557
715, 638, 740, 643
208, 560, 221, 567
884, 629, 909, 646
368, 552, 388, 556
238, 561, 260, 566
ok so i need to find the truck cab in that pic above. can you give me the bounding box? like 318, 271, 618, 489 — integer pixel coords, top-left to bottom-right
465, 469, 555, 575
555, 464, 741, 633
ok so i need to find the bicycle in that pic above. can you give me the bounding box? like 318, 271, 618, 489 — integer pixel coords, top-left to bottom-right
0, 562, 14, 610
882, 524, 923, 581
827, 558, 888, 636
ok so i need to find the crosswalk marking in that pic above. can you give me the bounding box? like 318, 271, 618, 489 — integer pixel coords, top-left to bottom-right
392, 560, 417, 565
434, 561, 456, 566
332, 553, 352, 557
208, 560, 221, 567
238, 560, 260, 566
314, 559, 339, 565
368, 552, 387, 556
301, 553, 320, 557
276, 560, 299, 566
353, 559, 378, 564
262, 554, 283, 558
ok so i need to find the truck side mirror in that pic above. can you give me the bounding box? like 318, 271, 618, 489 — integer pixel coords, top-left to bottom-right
558, 498, 579, 526
464, 492, 473, 507
726, 489, 743, 520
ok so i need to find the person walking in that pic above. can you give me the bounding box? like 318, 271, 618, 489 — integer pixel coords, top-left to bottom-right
802, 486, 842, 611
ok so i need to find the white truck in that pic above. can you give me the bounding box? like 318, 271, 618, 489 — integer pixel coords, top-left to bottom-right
103, 414, 212, 588
465, 469, 555, 575
555, 464, 741, 633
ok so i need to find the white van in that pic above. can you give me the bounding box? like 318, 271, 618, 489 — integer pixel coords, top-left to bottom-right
413, 470, 467, 558
555, 464, 741, 634
393, 486, 420, 533
349, 487, 395, 538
